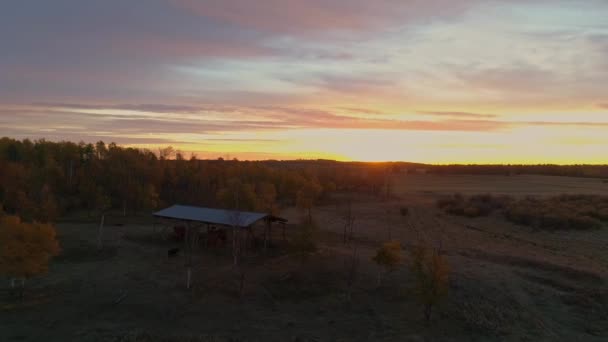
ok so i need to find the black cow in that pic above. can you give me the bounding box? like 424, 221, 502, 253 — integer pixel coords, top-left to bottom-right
167, 247, 180, 257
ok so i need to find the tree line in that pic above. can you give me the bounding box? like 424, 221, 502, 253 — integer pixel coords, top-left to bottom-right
424, 164, 608, 178
0, 138, 395, 223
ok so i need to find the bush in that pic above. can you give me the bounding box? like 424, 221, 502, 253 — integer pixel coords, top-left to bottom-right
290, 220, 318, 261
504, 195, 607, 230
439, 193, 608, 230
0, 215, 61, 297
373, 240, 402, 286
438, 193, 512, 218
409, 246, 449, 323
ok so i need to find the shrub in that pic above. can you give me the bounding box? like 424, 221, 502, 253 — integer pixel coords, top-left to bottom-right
409, 246, 449, 323
568, 215, 602, 230
0, 215, 61, 297
440, 193, 608, 230
462, 206, 480, 218
593, 208, 608, 221
290, 220, 318, 261
438, 193, 512, 218
372, 240, 402, 286
504, 195, 607, 230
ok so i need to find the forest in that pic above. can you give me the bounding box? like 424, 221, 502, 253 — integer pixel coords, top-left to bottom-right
0, 138, 395, 223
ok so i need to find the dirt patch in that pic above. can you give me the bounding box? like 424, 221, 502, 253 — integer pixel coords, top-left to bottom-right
560, 288, 608, 336
515, 271, 579, 293
54, 244, 118, 263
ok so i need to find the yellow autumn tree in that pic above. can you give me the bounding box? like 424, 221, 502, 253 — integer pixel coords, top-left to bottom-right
0, 215, 61, 296
290, 220, 318, 262
296, 179, 323, 223
409, 246, 449, 323
256, 182, 278, 215
372, 240, 402, 286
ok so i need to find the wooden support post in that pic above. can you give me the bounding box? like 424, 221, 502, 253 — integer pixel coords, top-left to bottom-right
232, 226, 238, 266
184, 222, 192, 289
268, 223, 273, 245
282, 223, 286, 242
264, 220, 270, 251
248, 226, 255, 251
97, 214, 105, 251
205, 224, 210, 249
186, 267, 192, 289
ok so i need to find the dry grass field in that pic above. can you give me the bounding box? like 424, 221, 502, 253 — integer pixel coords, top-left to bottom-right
2, 174, 607, 341
394, 174, 608, 197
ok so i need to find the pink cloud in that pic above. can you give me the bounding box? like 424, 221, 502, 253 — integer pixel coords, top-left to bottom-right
419, 111, 498, 119
172, 0, 477, 36
111, 36, 275, 59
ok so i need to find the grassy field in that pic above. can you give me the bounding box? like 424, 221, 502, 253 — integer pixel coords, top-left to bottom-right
1, 174, 607, 341
394, 174, 608, 196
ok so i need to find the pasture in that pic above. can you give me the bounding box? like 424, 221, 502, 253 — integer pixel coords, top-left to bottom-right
1, 174, 607, 341
394, 174, 608, 196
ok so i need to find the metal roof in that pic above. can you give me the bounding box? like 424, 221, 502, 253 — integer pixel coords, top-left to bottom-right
153, 205, 272, 227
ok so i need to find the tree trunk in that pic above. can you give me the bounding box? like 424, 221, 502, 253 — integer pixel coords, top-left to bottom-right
239, 269, 246, 299
184, 225, 193, 289
97, 214, 105, 250
282, 224, 286, 242
424, 304, 432, 323
263, 222, 269, 252
18, 278, 25, 299
205, 225, 210, 249
68, 159, 74, 187
232, 227, 239, 266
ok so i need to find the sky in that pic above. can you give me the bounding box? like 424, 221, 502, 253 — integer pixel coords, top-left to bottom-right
1, 0, 607, 163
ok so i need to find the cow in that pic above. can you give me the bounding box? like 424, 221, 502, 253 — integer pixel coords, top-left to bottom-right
167, 247, 180, 257
206, 228, 227, 248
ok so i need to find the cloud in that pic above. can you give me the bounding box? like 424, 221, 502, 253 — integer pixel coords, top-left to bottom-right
338, 107, 385, 115
1, 104, 510, 135
32, 102, 216, 114
171, 0, 478, 36
1, 132, 182, 146
523, 121, 608, 127
454, 65, 558, 94
279, 72, 398, 96
419, 111, 498, 119
7, 104, 608, 139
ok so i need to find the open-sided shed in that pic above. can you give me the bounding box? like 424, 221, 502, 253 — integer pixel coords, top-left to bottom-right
152, 205, 288, 288
153, 204, 285, 228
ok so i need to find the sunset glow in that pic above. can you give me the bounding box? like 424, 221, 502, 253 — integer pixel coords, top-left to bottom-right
1, 1, 607, 163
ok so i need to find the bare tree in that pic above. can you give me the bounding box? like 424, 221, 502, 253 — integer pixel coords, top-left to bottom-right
95, 189, 111, 251
342, 192, 356, 244
385, 207, 393, 241
344, 245, 360, 302
383, 167, 392, 199
229, 210, 245, 266
182, 221, 202, 289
